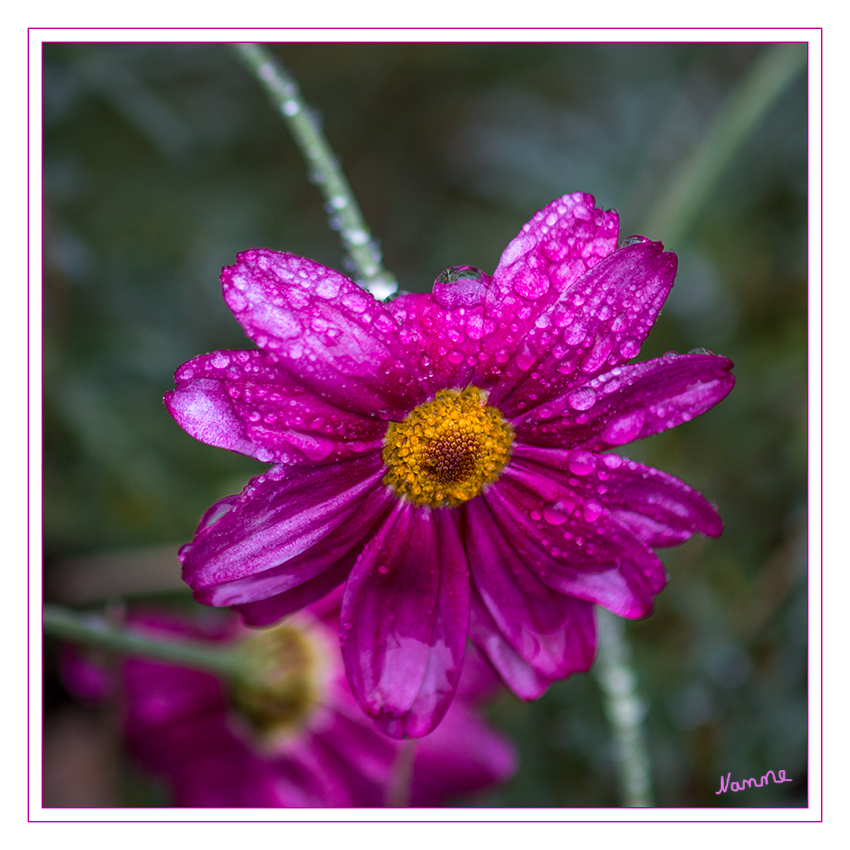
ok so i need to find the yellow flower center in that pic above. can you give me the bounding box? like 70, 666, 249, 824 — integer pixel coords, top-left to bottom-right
382, 387, 514, 507
230, 620, 327, 750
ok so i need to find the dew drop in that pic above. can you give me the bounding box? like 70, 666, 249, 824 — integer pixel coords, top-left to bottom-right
564, 322, 587, 346
316, 278, 340, 299
619, 338, 640, 359
583, 501, 603, 522
567, 387, 597, 411
515, 347, 537, 371
435, 265, 484, 285
228, 290, 248, 312
512, 269, 549, 300
568, 452, 598, 476
619, 235, 644, 248
342, 292, 368, 313
542, 503, 570, 525
602, 410, 647, 445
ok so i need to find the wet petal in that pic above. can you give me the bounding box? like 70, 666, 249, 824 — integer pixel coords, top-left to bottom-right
513, 352, 735, 451
181, 454, 389, 600
165, 349, 386, 466
511, 445, 723, 544
340, 503, 470, 739
388, 270, 495, 396
492, 239, 678, 414
485, 467, 667, 618
465, 497, 597, 680
221, 249, 422, 419
232, 552, 357, 627
469, 194, 620, 391
467, 590, 557, 700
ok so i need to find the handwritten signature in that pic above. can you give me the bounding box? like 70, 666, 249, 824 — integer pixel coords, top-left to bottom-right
716, 769, 792, 795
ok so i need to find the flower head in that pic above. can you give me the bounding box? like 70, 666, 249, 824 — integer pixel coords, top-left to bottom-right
61, 596, 516, 807
166, 192, 734, 738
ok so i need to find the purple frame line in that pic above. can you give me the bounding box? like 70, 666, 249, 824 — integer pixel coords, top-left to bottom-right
29, 28, 824, 824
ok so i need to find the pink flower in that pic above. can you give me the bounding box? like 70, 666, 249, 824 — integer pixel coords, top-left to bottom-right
61, 596, 516, 807
166, 192, 734, 738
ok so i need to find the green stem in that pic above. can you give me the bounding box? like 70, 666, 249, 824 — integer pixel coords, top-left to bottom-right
43, 603, 243, 680
231, 43, 398, 300
385, 739, 417, 807
592, 608, 653, 807
642, 43, 806, 245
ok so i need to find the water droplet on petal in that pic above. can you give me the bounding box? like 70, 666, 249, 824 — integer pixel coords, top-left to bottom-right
583, 501, 603, 522
619, 235, 645, 248
564, 322, 587, 346
602, 410, 647, 445
568, 452, 598, 476
228, 290, 248, 312
567, 387, 597, 411
543, 503, 570, 525
435, 265, 485, 284
512, 268, 549, 300
316, 278, 340, 299
619, 339, 640, 359
515, 346, 537, 371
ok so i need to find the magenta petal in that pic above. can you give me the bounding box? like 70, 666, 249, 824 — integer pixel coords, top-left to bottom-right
221, 249, 424, 419
193, 484, 394, 610
410, 700, 518, 805
232, 553, 356, 627
465, 497, 597, 680
511, 445, 723, 544
181, 454, 388, 599
165, 349, 386, 465
513, 352, 735, 451
339, 503, 470, 739
490, 192, 619, 310
485, 469, 667, 618
388, 277, 493, 395
467, 587, 558, 700
307, 703, 400, 806
473, 193, 620, 390
492, 239, 678, 414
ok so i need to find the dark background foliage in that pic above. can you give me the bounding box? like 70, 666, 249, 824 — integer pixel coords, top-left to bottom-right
42, 41, 808, 808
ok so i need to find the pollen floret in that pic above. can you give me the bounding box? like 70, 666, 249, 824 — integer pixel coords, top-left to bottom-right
230, 620, 327, 750
382, 387, 514, 507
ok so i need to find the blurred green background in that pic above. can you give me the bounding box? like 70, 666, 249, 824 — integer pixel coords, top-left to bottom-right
42, 41, 808, 808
